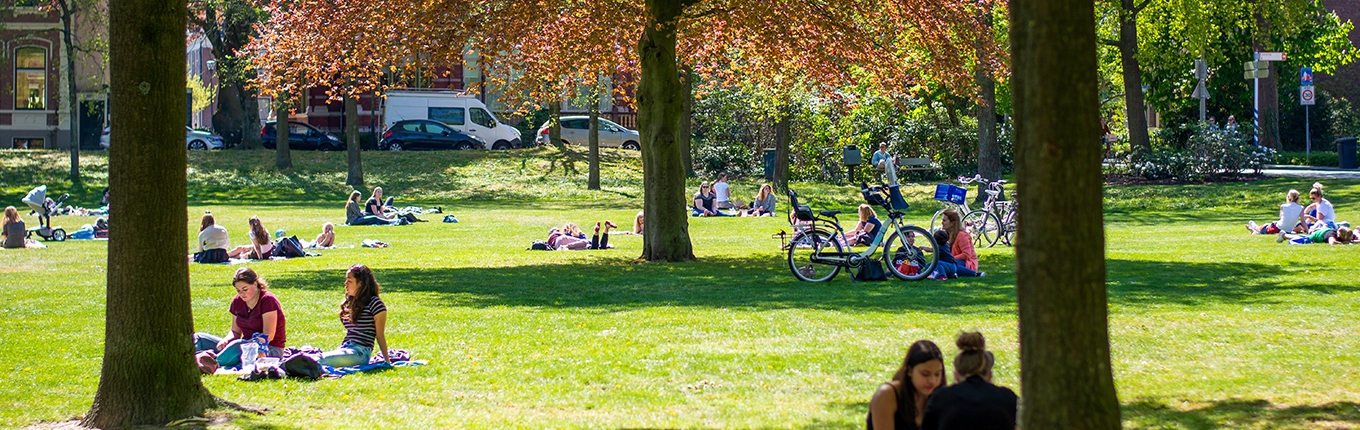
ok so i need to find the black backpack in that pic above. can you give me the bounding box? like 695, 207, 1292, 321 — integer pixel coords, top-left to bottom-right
855, 259, 888, 282
275, 236, 307, 258
529, 240, 551, 251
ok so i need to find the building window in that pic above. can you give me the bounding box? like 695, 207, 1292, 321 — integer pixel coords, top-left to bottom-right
15, 47, 46, 110
14, 138, 44, 149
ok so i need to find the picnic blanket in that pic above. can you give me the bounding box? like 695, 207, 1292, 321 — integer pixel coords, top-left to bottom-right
215, 347, 424, 379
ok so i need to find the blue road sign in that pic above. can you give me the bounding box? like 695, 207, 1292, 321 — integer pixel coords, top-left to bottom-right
1302, 67, 1313, 86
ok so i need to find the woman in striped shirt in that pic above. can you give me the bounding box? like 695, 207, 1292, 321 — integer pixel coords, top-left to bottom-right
318, 264, 392, 367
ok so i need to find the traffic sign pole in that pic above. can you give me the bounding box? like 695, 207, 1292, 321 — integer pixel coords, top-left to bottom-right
1302, 67, 1314, 161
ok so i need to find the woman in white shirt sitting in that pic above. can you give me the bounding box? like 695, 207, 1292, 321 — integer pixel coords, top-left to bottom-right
1247, 189, 1305, 235
194, 212, 231, 263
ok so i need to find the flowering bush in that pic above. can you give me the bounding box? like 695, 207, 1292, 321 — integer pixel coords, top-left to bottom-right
1117, 123, 1275, 181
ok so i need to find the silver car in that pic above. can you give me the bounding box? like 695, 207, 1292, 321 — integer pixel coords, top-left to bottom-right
99, 126, 227, 150
535, 116, 640, 150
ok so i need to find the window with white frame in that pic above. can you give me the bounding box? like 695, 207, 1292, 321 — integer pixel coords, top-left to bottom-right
15, 47, 46, 110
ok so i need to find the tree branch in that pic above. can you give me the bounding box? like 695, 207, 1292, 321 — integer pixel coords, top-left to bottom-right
1132, 0, 1152, 15
681, 7, 727, 21
1099, 38, 1120, 47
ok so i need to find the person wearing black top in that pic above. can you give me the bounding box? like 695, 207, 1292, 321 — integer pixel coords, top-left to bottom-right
921, 331, 1018, 430
868, 340, 946, 430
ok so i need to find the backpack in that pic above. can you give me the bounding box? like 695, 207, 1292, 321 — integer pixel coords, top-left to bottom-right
275, 236, 306, 258
855, 259, 888, 281
529, 240, 551, 251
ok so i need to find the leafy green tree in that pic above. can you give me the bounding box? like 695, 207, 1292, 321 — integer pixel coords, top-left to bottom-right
188, 0, 265, 149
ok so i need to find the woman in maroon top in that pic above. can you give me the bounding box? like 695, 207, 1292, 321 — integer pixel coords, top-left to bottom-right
192, 267, 287, 367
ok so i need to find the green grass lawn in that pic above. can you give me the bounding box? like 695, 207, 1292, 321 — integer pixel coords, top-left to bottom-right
2, 148, 1360, 429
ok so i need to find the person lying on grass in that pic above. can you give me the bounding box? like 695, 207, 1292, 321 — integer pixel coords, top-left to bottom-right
1278, 225, 1358, 245
346, 190, 398, 226
319, 264, 391, 367
1247, 189, 1305, 235
193, 267, 287, 367
741, 184, 777, 217
548, 221, 616, 250
228, 216, 274, 260
1303, 183, 1336, 230
939, 209, 979, 272
868, 340, 946, 430
194, 212, 230, 263
615, 211, 643, 235
314, 222, 335, 247
844, 204, 882, 247
930, 229, 984, 279
921, 331, 1017, 430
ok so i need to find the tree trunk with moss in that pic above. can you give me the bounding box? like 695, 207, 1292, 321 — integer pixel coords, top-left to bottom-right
275, 94, 292, 170
589, 105, 600, 190
84, 0, 212, 424
637, 0, 697, 262
1010, 0, 1122, 427
345, 95, 363, 187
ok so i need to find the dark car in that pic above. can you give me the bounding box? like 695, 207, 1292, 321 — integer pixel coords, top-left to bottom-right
379, 119, 486, 151
261, 121, 345, 151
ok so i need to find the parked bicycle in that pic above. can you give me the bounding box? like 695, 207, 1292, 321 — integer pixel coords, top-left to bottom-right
817, 147, 843, 184
930, 175, 1012, 248
786, 183, 940, 282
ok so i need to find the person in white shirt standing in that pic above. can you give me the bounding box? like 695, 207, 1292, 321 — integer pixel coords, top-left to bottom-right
1247, 189, 1305, 235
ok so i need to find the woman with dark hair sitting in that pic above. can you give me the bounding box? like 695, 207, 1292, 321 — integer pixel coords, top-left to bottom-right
346, 190, 394, 226
318, 264, 392, 367
921, 331, 1018, 430
868, 340, 946, 430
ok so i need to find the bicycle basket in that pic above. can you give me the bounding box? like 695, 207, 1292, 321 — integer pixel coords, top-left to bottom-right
933, 184, 967, 205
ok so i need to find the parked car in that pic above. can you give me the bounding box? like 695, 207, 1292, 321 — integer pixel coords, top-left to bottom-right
99, 126, 227, 150
261, 121, 345, 151
535, 116, 640, 150
379, 119, 486, 151
384, 90, 524, 149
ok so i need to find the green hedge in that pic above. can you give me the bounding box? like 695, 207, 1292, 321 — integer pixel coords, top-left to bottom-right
1276, 151, 1339, 167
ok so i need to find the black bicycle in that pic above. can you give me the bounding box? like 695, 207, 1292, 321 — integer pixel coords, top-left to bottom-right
786, 183, 940, 282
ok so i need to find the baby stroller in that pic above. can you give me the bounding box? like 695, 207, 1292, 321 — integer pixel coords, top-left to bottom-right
22, 185, 69, 241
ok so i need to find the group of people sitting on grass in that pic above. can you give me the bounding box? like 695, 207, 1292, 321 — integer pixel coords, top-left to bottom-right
692, 174, 778, 217
868, 331, 1017, 430
840, 205, 984, 279
345, 187, 429, 226
192, 213, 333, 263
193, 265, 394, 371
1246, 182, 1357, 244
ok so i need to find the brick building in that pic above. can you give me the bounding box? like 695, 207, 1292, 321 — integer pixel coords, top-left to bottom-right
0, 3, 107, 149
1318, 0, 1360, 104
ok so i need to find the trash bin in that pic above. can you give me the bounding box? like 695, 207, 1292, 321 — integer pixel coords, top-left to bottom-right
1338, 138, 1358, 169
763, 148, 777, 180
842, 145, 862, 166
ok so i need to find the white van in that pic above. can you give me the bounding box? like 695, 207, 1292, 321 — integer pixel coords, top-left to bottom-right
383, 89, 523, 149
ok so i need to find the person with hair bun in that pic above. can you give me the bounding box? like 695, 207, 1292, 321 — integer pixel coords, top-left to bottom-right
192, 267, 288, 367
920, 331, 1017, 430
868, 340, 946, 430
1302, 183, 1336, 229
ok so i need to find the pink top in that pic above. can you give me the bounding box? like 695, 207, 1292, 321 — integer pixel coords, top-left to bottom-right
952, 231, 978, 271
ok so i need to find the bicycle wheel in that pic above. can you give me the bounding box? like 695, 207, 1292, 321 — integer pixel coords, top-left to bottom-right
788, 229, 843, 282
930, 207, 948, 231
883, 225, 939, 281
963, 209, 1002, 248
999, 208, 1017, 246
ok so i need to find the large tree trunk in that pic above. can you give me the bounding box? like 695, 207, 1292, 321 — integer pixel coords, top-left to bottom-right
85, 0, 212, 425
60, 1, 80, 184
1118, 0, 1151, 153
1010, 0, 1122, 427
275, 95, 292, 170
680, 64, 694, 176
1253, 11, 1279, 149
773, 111, 791, 192
637, 0, 695, 262
588, 105, 600, 190
345, 95, 363, 187
976, 2, 1001, 185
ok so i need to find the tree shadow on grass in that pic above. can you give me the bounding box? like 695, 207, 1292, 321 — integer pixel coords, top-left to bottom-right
1104, 258, 1358, 306
269, 255, 1018, 313
1122, 398, 1360, 429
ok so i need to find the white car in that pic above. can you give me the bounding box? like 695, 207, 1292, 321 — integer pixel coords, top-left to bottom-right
99, 126, 227, 150
536, 116, 641, 150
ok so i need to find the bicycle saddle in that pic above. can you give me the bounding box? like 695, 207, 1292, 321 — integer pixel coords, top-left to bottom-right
819, 210, 842, 217
986, 189, 1001, 196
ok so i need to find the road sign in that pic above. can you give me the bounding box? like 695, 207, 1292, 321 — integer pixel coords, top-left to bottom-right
1255, 52, 1286, 61
1243, 60, 1269, 70
1301, 67, 1313, 86
1301, 85, 1315, 105
1195, 59, 1207, 80
1193, 80, 1210, 99
1244, 69, 1270, 79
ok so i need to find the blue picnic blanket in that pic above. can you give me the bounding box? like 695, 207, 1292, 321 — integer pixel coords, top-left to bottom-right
321, 360, 427, 376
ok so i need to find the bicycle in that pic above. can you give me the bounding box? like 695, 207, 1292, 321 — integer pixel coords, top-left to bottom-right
930, 176, 1003, 248
817, 147, 843, 184
785, 183, 940, 282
